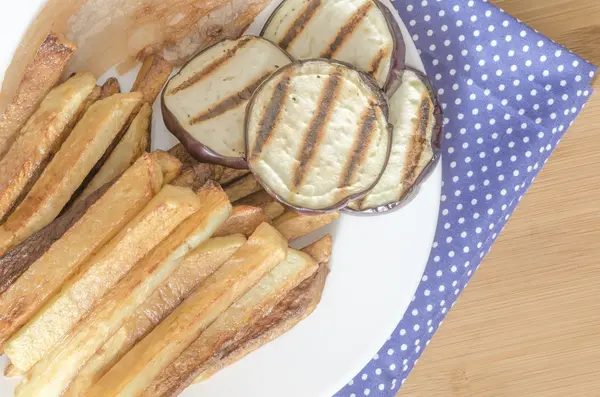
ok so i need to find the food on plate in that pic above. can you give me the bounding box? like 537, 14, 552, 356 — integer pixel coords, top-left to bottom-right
62, 235, 246, 397
194, 235, 331, 384
0, 92, 144, 255
261, 0, 404, 92
76, 103, 152, 202
214, 205, 270, 237
246, 59, 392, 212
144, 248, 318, 397
224, 174, 263, 202
0, 73, 97, 223
100, 77, 121, 98
4, 363, 18, 378
89, 223, 287, 397
274, 210, 340, 241
347, 68, 442, 213
133, 54, 174, 104
235, 190, 286, 220
4, 185, 202, 373
0, 181, 112, 296
0, 152, 180, 348
162, 37, 292, 168
169, 144, 250, 189
0, 33, 76, 158
15, 182, 232, 397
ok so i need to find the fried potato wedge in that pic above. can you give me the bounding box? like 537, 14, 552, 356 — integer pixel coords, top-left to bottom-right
169, 143, 249, 188
0, 73, 97, 223
89, 223, 286, 397
274, 211, 340, 241
235, 190, 286, 220
224, 174, 262, 202
195, 235, 332, 384
100, 77, 121, 98
0, 180, 111, 296
0, 33, 76, 158
0, 92, 144, 254
5, 184, 201, 373
145, 248, 317, 397
15, 182, 231, 397
76, 103, 152, 202
214, 205, 269, 237
133, 54, 173, 104
63, 235, 246, 397
0, 152, 179, 348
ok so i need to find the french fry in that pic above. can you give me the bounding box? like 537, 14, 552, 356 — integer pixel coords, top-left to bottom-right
89, 223, 287, 397
76, 103, 152, 202
0, 92, 144, 254
169, 144, 250, 189
214, 205, 269, 237
195, 235, 332, 384
62, 235, 246, 397
0, 180, 112, 296
144, 247, 318, 397
0, 152, 180, 348
224, 174, 262, 202
100, 77, 121, 98
0, 33, 76, 158
133, 54, 173, 104
274, 211, 340, 241
14, 182, 232, 397
0, 73, 97, 223
80, 85, 103, 117
235, 190, 286, 220
5, 184, 202, 373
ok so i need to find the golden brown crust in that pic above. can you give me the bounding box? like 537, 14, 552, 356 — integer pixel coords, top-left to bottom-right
0, 33, 76, 159
0, 73, 97, 224
100, 77, 122, 99
0, 92, 144, 255
234, 190, 286, 220
194, 235, 332, 385
0, 152, 177, 349
224, 174, 263, 202
273, 211, 340, 241
214, 205, 270, 237
133, 54, 173, 105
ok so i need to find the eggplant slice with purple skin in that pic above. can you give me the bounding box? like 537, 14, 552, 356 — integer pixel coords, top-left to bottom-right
346, 68, 443, 214
162, 36, 293, 169
246, 59, 392, 213
261, 0, 405, 93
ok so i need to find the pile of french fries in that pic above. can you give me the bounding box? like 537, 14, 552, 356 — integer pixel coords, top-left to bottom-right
0, 33, 339, 397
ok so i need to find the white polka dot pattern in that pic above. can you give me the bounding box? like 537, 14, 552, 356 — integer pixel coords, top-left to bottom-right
336, 0, 596, 395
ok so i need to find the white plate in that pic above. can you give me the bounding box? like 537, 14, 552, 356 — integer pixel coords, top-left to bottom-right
0, 1, 441, 396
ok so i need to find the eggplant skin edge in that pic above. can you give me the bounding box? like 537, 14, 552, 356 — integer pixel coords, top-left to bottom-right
244, 58, 394, 215
161, 36, 295, 170
259, 0, 406, 95
343, 67, 444, 216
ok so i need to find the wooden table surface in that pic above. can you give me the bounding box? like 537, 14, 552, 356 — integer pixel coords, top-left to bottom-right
400, 1, 600, 396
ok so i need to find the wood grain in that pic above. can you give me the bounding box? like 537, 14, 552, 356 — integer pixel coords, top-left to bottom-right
400, 1, 600, 396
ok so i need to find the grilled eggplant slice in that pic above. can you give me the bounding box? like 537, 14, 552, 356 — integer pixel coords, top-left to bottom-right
162, 36, 293, 168
261, 0, 404, 92
347, 68, 442, 213
246, 59, 392, 212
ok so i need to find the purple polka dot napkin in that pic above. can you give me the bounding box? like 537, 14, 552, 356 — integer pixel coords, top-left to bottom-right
336, 0, 597, 396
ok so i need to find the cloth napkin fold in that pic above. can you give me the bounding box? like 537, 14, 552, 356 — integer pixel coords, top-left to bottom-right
336, 0, 597, 396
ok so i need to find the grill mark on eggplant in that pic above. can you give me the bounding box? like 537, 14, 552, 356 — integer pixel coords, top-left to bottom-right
321, 1, 374, 58
190, 72, 273, 125
292, 73, 343, 189
250, 71, 294, 160
278, 0, 323, 50
340, 106, 377, 187
369, 49, 386, 76
169, 38, 252, 95
401, 95, 432, 192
